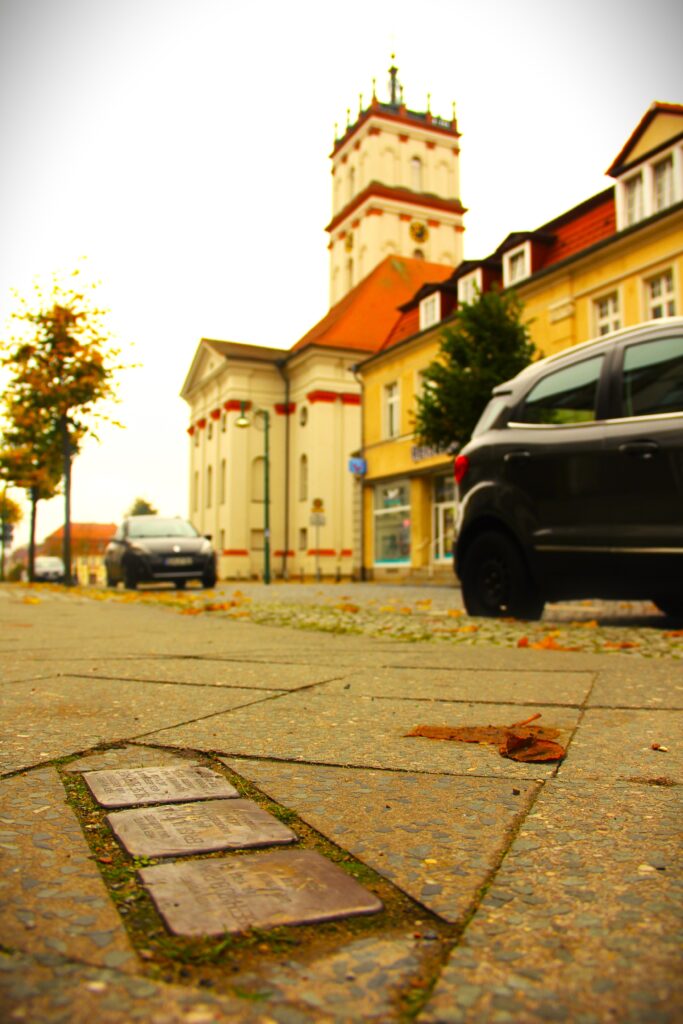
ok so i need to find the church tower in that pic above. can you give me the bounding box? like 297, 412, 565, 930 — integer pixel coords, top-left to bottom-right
327, 60, 466, 305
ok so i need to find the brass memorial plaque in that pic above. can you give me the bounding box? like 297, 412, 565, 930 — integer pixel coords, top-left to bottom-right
139, 850, 383, 935
107, 799, 296, 857
83, 765, 238, 808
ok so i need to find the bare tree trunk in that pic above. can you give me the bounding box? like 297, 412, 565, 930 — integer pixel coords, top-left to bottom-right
28, 486, 38, 583
60, 415, 73, 586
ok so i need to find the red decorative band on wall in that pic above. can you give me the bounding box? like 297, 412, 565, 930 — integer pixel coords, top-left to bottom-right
428, 219, 440, 228
369, 126, 381, 136
197, 418, 207, 429
274, 550, 295, 557
275, 403, 296, 415
307, 390, 338, 403
340, 393, 361, 405
399, 134, 408, 143
210, 408, 221, 420
187, 425, 195, 435
224, 399, 253, 412
399, 213, 411, 222
222, 549, 249, 556
340, 549, 353, 557
366, 208, 383, 217
307, 549, 336, 557
426, 141, 436, 149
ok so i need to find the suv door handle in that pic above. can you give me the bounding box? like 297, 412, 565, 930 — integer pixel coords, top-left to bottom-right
504, 450, 531, 462
618, 441, 659, 459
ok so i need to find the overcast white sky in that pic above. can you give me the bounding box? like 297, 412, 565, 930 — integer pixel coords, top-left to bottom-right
0, 0, 681, 549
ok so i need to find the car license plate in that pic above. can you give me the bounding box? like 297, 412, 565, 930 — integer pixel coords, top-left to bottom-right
166, 556, 192, 566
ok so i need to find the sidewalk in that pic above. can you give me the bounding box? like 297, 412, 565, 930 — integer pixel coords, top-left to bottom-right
1, 583, 681, 1022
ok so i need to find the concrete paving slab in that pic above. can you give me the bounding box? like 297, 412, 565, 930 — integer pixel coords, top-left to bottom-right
108, 799, 296, 857
320, 668, 593, 706
229, 934, 424, 1021
64, 745, 198, 774
70, 656, 347, 690
147, 692, 579, 780
0, 677, 272, 773
588, 662, 683, 709
0, 951, 282, 1024
139, 850, 383, 935
559, 708, 683, 782
0, 768, 136, 971
83, 765, 238, 808
224, 759, 540, 922
419, 780, 683, 1023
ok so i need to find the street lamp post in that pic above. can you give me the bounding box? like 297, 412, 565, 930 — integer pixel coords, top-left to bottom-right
235, 403, 271, 584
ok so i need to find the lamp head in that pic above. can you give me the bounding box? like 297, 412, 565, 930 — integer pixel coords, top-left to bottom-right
235, 401, 250, 428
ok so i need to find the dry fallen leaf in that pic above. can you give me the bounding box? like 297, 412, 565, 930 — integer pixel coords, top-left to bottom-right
405, 713, 566, 763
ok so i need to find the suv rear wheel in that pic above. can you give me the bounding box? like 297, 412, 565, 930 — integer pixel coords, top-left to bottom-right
460, 531, 544, 620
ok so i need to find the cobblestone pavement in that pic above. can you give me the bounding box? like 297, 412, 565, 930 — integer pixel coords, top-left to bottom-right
1, 581, 681, 1022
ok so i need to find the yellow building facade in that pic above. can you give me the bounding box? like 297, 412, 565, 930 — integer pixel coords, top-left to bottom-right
357, 101, 683, 582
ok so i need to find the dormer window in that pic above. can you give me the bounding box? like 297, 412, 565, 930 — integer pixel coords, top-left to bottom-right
503, 243, 531, 287
615, 143, 680, 230
419, 292, 441, 330
458, 270, 482, 306
624, 173, 643, 226
653, 155, 674, 212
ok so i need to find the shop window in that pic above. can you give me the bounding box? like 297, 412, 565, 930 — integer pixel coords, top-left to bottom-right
373, 481, 411, 564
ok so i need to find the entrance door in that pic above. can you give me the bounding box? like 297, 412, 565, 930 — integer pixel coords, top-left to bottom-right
434, 476, 456, 561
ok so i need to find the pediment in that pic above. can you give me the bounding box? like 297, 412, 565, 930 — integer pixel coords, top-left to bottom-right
180, 341, 225, 399
608, 104, 683, 177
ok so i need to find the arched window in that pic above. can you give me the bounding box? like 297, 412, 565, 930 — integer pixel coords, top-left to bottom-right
346, 258, 354, 292
348, 166, 355, 201
413, 248, 425, 260
206, 465, 213, 508
220, 459, 226, 504
251, 457, 265, 502
411, 156, 422, 191
299, 454, 308, 501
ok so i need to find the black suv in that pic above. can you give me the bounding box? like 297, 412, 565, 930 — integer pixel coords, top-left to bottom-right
454, 318, 683, 619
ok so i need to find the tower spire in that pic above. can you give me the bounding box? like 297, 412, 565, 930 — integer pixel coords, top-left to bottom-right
388, 55, 400, 106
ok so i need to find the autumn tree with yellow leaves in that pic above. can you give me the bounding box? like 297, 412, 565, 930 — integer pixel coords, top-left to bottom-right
1, 270, 123, 583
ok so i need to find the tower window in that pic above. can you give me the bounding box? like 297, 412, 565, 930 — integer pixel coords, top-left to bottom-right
411, 156, 423, 191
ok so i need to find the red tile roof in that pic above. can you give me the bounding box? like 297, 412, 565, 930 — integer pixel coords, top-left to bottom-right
43, 523, 117, 546
290, 256, 453, 355
535, 189, 616, 270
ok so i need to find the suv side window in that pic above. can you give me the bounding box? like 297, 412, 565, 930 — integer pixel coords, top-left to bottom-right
621, 335, 683, 417
514, 355, 604, 426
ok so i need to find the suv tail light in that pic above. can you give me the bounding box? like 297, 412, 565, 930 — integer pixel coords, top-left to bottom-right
454, 454, 469, 484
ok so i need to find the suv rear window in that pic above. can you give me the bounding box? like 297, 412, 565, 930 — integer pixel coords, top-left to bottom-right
514, 355, 604, 426
622, 335, 683, 417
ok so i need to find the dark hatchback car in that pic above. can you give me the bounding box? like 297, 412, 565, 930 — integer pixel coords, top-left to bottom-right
454, 318, 683, 619
105, 516, 217, 590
